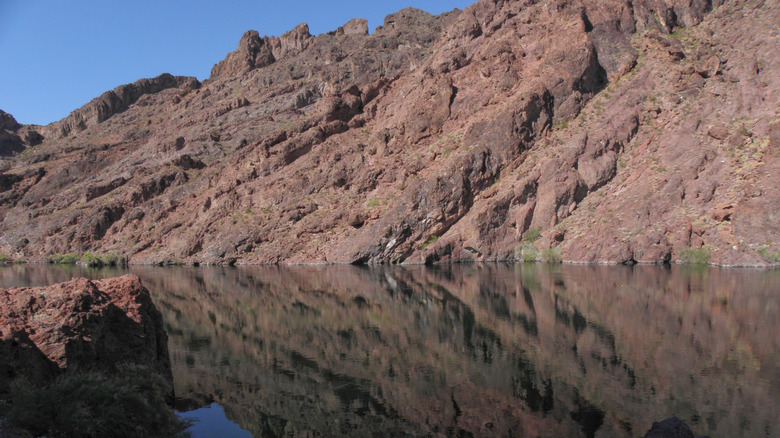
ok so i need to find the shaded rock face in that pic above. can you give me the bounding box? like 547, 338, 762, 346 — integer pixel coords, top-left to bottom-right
0, 0, 778, 266
0, 110, 21, 132
0, 110, 24, 156
0, 110, 42, 157
0, 275, 171, 395
643, 417, 698, 438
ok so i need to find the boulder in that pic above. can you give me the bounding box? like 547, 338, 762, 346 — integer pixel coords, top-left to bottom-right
0, 275, 171, 395
643, 417, 705, 438
707, 123, 729, 140
341, 18, 369, 36
696, 55, 720, 78
710, 203, 733, 222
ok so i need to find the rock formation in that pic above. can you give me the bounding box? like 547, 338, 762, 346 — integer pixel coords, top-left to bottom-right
0, 0, 777, 266
0, 110, 42, 157
0, 275, 171, 395
42, 73, 200, 139
644, 417, 700, 438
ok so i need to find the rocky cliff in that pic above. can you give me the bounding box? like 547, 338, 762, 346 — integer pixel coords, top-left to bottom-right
0, 0, 777, 266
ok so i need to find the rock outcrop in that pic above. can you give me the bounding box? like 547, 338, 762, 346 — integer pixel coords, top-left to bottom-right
644, 417, 700, 438
0, 110, 42, 157
209, 30, 277, 81
42, 73, 200, 139
0, 275, 171, 395
0, 0, 778, 266
0, 110, 24, 156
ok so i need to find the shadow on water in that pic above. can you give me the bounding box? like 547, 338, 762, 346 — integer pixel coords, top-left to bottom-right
1, 263, 779, 437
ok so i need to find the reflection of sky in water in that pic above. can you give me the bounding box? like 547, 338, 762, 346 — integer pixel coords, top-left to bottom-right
177, 403, 252, 438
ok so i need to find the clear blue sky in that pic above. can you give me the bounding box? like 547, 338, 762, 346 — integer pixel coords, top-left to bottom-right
0, 1, 473, 126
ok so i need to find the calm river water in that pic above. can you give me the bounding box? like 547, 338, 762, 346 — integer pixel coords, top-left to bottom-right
1, 264, 778, 437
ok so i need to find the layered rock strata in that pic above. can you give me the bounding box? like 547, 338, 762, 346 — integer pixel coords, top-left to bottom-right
0, 0, 777, 266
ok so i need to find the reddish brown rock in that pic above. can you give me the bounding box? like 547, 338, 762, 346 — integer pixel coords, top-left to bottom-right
209, 30, 276, 80
769, 121, 780, 152
697, 55, 720, 78
0, 275, 171, 395
711, 203, 733, 222
707, 124, 729, 140
42, 74, 199, 139
0, 0, 777, 266
340, 18, 369, 36
347, 211, 366, 228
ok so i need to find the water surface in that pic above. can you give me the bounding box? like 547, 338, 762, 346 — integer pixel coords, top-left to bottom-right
1, 264, 778, 437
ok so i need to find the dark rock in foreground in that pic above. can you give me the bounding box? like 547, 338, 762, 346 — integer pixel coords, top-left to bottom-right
0, 275, 171, 395
644, 417, 707, 438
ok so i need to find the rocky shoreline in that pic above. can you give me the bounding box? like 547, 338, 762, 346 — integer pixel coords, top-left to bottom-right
3, 257, 778, 269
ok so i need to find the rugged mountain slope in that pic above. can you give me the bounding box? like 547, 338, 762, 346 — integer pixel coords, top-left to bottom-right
0, 0, 777, 266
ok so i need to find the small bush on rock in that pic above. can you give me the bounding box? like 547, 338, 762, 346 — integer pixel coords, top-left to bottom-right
516, 243, 539, 262
541, 247, 562, 263
524, 228, 541, 243
679, 246, 709, 265
48, 253, 80, 264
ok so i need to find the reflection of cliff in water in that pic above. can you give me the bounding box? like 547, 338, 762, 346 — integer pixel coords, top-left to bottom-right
1, 264, 778, 437
139, 264, 779, 438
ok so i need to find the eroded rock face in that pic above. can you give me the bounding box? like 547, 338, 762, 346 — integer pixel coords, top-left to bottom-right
209, 30, 276, 81
0, 110, 24, 156
0, 110, 43, 157
0, 0, 778, 266
340, 18, 369, 36
0, 110, 21, 132
0, 275, 171, 394
42, 73, 200, 139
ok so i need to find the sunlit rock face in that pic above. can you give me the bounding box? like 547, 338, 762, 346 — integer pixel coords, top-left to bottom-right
1, 0, 779, 266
